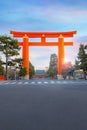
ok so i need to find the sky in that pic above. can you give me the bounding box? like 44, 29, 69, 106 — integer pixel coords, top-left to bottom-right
0, 0, 87, 70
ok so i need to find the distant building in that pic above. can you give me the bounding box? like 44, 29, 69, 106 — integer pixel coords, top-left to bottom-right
34, 70, 46, 78
74, 69, 85, 79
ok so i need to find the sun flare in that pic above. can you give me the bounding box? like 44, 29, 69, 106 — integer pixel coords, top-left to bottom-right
64, 58, 69, 63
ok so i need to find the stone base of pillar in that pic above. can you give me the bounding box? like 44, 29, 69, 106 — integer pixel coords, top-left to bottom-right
24, 75, 29, 80
57, 75, 63, 80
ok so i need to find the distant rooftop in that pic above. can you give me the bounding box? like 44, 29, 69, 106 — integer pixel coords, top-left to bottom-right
35, 70, 45, 73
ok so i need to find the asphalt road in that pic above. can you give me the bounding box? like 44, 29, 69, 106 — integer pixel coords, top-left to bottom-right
0, 79, 87, 130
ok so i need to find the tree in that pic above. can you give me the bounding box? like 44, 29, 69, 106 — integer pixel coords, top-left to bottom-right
47, 54, 58, 78
8, 58, 24, 80
74, 59, 80, 70
76, 44, 87, 79
0, 35, 20, 80
18, 61, 35, 79
19, 67, 27, 79
12, 58, 24, 68
0, 59, 4, 75
29, 62, 35, 79
61, 62, 74, 79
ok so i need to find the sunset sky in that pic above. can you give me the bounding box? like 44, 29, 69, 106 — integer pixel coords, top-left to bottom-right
0, 0, 87, 69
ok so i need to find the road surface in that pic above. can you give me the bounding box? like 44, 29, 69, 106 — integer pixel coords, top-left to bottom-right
0, 79, 87, 130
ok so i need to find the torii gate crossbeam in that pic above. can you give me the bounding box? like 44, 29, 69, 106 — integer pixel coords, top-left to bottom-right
10, 30, 77, 79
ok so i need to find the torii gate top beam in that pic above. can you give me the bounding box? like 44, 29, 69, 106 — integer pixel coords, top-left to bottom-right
10, 30, 77, 38
10, 30, 77, 46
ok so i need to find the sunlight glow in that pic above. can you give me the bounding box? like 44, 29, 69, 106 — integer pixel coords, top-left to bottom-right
64, 58, 70, 63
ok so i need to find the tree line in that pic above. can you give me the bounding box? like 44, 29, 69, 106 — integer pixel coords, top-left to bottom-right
0, 35, 35, 80
47, 44, 87, 80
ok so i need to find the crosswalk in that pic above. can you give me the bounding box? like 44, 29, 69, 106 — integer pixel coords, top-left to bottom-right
0, 80, 87, 86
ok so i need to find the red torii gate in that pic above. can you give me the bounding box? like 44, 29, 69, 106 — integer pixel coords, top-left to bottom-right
10, 30, 77, 79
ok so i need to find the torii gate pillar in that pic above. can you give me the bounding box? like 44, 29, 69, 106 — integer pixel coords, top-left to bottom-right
10, 30, 77, 79
58, 34, 64, 75
23, 35, 29, 79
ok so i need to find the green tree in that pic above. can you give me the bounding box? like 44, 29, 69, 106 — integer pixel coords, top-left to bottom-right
29, 62, 35, 79
0, 59, 4, 75
18, 61, 35, 79
74, 59, 80, 70
77, 44, 87, 79
15, 58, 26, 79
85, 45, 87, 49
19, 67, 27, 79
47, 68, 54, 78
12, 58, 24, 68
8, 58, 24, 80
0, 35, 20, 80
47, 54, 58, 79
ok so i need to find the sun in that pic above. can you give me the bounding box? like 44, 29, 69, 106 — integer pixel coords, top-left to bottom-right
64, 58, 69, 63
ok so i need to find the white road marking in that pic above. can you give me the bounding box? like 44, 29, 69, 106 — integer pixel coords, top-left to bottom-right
44, 82, 48, 84
4, 82, 10, 84
18, 82, 22, 84
50, 81, 55, 84
31, 82, 35, 84
38, 82, 42, 84
24, 82, 29, 84
62, 81, 67, 84
56, 81, 62, 84
10, 82, 16, 84
0, 80, 87, 86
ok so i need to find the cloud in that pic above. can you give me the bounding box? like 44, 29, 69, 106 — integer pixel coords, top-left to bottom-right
75, 36, 87, 43
1, 2, 87, 24
0, 0, 87, 69
0, 1, 87, 36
